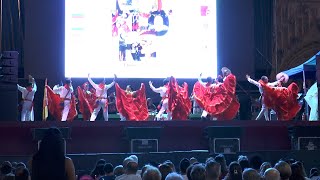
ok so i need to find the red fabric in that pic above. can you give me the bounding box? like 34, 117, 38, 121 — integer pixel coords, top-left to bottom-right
260, 80, 301, 121
157, 0, 162, 11
77, 86, 96, 120
45, 85, 77, 121
193, 74, 240, 120
115, 83, 148, 121
168, 77, 191, 120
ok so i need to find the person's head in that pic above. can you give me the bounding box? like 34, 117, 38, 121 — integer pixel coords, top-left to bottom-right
310, 168, 319, 178
147, 98, 153, 105
26, 82, 33, 91
15, 167, 30, 180
142, 165, 162, 180
207, 77, 213, 84
163, 160, 175, 172
275, 161, 292, 180
191, 164, 206, 180
64, 78, 71, 85
250, 155, 263, 171
126, 85, 132, 92
165, 172, 183, 180
264, 168, 280, 180
242, 168, 260, 180
189, 157, 198, 165
216, 75, 223, 83
37, 128, 65, 157
163, 78, 169, 86
228, 161, 242, 180
103, 163, 114, 175
260, 162, 272, 175
221, 67, 231, 77
113, 165, 124, 177
159, 163, 173, 180
0, 161, 12, 175
83, 82, 89, 91
186, 164, 194, 180
129, 155, 138, 164
179, 158, 190, 175
16, 162, 26, 169
95, 159, 106, 166
290, 162, 305, 180
238, 155, 250, 171
123, 157, 135, 169
215, 154, 227, 173
92, 164, 104, 178
261, 76, 269, 83
205, 160, 221, 180
126, 161, 139, 175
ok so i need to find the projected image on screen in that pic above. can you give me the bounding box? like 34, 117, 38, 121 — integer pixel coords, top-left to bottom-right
65, 0, 217, 78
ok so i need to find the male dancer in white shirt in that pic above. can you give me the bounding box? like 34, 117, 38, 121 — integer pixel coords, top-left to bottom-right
88, 74, 116, 121
149, 78, 171, 120
246, 75, 279, 121
17, 75, 37, 121
53, 79, 73, 121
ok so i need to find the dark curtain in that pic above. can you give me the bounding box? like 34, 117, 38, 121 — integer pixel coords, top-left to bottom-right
0, 0, 25, 77
254, 0, 273, 78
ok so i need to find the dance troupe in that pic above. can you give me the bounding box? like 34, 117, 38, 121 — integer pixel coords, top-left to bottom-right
17, 67, 305, 122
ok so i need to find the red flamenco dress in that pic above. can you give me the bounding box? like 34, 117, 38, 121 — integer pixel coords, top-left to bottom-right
45, 85, 77, 121
115, 83, 148, 121
77, 86, 96, 121
168, 76, 191, 120
259, 80, 301, 121
193, 74, 240, 120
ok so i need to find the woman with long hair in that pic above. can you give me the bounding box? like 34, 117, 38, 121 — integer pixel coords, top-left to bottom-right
31, 128, 75, 180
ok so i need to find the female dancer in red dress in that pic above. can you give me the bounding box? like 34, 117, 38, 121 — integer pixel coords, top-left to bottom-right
193, 67, 240, 120
259, 73, 301, 121
115, 83, 149, 121
77, 82, 96, 121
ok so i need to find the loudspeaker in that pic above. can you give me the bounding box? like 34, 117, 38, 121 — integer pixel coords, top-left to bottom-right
0, 51, 18, 84
125, 127, 162, 139
316, 55, 320, 120
0, 89, 18, 121
288, 126, 320, 150
131, 139, 158, 153
205, 126, 242, 154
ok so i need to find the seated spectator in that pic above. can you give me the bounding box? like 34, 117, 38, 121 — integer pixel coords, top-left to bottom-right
113, 165, 124, 177
242, 168, 260, 180
179, 158, 190, 180
264, 168, 280, 180
142, 165, 161, 180
259, 162, 272, 176
223, 161, 242, 180
165, 172, 184, 180
159, 163, 173, 180
310, 168, 320, 180
115, 161, 141, 180
250, 155, 263, 171
275, 161, 292, 180
164, 160, 176, 172
238, 155, 250, 172
31, 128, 76, 180
91, 159, 107, 179
15, 167, 30, 180
289, 163, 306, 180
190, 157, 198, 165
215, 154, 228, 179
99, 163, 115, 180
191, 164, 206, 180
0, 161, 14, 179
205, 160, 221, 180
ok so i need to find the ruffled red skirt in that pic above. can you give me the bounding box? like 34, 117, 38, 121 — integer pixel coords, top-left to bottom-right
260, 81, 301, 121
115, 83, 149, 121
77, 87, 96, 120
193, 74, 240, 120
45, 85, 77, 121
168, 77, 191, 120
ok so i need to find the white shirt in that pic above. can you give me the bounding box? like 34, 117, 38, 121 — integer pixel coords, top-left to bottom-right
17, 82, 37, 101
247, 77, 278, 94
150, 84, 168, 98
88, 77, 115, 98
198, 76, 218, 88
53, 85, 73, 99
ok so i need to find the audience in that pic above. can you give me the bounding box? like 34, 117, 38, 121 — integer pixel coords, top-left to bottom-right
191, 164, 206, 180
275, 161, 292, 180
14, 167, 29, 180
179, 158, 190, 180
215, 154, 228, 179
223, 161, 242, 180
165, 172, 183, 180
142, 165, 162, 180
205, 160, 221, 180
242, 168, 260, 180
238, 156, 250, 172
99, 163, 115, 180
116, 160, 141, 180
259, 162, 272, 176
159, 163, 173, 180
264, 168, 281, 180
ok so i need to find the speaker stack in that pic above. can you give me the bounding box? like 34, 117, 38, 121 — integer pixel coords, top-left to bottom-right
0, 51, 19, 121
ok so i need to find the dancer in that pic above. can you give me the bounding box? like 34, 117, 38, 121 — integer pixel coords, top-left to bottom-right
17, 75, 37, 121
197, 73, 216, 119
77, 82, 96, 121
193, 67, 240, 120
246, 75, 280, 121
259, 72, 301, 121
168, 76, 191, 120
115, 84, 148, 121
88, 74, 116, 121
46, 78, 77, 121
149, 78, 170, 120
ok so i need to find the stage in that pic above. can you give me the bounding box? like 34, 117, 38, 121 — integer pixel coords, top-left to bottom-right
1, 120, 320, 155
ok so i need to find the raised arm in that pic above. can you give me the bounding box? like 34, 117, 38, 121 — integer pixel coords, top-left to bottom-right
87, 74, 99, 89
17, 84, 26, 92
149, 81, 163, 93
268, 80, 279, 87
198, 73, 206, 86
246, 75, 260, 87
106, 74, 117, 89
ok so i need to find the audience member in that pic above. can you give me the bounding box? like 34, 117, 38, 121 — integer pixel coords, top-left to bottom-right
113, 165, 124, 177
259, 162, 272, 176
223, 161, 242, 180
242, 168, 260, 180
179, 158, 190, 180
275, 161, 292, 180
289, 163, 306, 180
15, 167, 30, 180
238, 155, 250, 172
191, 164, 206, 180
164, 160, 176, 172
99, 163, 115, 180
165, 172, 184, 180
250, 155, 263, 171
142, 165, 162, 180
205, 160, 221, 180
215, 154, 228, 179
159, 163, 173, 180
116, 161, 141, 180
31, 127, 76, 180
264, 168, 280, 180
310, 168, 320, 180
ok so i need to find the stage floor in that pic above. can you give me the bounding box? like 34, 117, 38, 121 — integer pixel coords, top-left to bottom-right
1, 120, 320, 156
